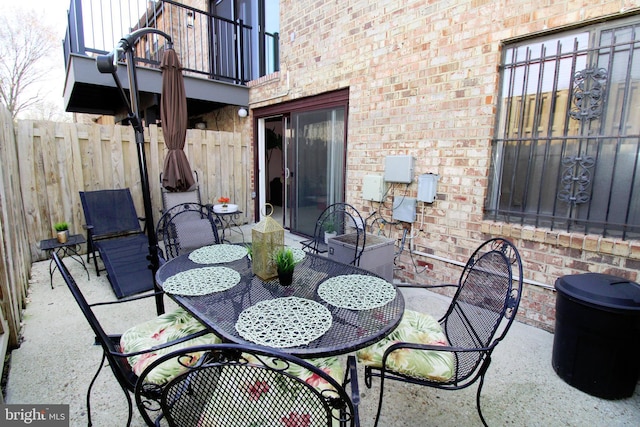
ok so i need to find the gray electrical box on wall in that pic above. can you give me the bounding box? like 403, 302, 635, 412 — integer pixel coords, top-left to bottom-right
393, 197, 417, 222
384, 155, 415, 183
417, 173, 439, 203
362, 175, 386, 202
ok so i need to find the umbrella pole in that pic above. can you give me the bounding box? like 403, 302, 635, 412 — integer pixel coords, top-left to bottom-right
97, 28, 173, 315
123, 48, 164, 315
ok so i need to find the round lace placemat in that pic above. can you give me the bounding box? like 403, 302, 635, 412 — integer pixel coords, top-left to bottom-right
235, 297, 332, 348
289, 247, 305, 264
318, 274, 397, 310
162, 267, 241, 295
188, 244, 248, 264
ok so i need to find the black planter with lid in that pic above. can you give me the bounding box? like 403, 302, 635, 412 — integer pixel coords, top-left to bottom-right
552, 273, 640, 399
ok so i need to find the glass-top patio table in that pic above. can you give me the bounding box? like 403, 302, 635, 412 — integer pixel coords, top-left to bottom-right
156, 244, 405, 357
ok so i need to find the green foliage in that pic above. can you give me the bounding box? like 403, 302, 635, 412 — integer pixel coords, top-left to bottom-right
272, 247, 295, 273
323, 218, 336, 233
54, 221, 69, 232
266, 127, 282, 151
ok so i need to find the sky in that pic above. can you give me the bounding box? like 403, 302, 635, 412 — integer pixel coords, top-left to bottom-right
21, 0, 70, 30
3, 1, 72, 119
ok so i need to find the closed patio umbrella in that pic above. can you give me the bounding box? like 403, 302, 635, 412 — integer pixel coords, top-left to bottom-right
160, 48, 195, 192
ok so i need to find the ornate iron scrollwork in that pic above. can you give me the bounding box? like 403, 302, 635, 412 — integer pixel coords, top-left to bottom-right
569, 67, 608, 121
557, 155, 595, 204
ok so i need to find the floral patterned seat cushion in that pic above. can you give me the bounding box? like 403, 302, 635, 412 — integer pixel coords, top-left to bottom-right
242, 353, 345, 395
356, 310, 455, 382
196, 355, 346, 427
120, 307, 221, 384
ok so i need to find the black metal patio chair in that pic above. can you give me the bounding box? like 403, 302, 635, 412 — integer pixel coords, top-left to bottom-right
357, 237, 524, 427
300, 202, 366, 266
79, 188, 154, 298
135, 343, 361, 427
156, 202, 220, 261
52, 252, 220, 427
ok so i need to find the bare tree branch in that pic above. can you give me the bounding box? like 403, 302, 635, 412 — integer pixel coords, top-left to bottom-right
0, 8, 58, 120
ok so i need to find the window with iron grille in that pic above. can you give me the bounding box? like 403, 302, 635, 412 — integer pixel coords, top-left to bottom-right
486, 17, 640, 239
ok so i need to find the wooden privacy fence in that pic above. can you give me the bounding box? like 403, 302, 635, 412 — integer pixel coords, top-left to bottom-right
0, 107, 32, 363
0, 108, 251, 359
18, 120, 252, 263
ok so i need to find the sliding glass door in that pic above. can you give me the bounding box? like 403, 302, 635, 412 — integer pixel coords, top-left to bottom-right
285, 107, 345, 236
254, 89, 349, 237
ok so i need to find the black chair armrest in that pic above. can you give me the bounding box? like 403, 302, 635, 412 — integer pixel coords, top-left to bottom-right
384, 341, 493, 358
396, 283, 458, 289
108, 328, 211, 359
89, 291, 164, 308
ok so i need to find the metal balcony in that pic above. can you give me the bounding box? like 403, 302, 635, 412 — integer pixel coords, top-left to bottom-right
62, 0, 279, 120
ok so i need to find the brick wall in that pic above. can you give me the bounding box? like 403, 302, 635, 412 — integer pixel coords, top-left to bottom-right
249, 0, 640, 331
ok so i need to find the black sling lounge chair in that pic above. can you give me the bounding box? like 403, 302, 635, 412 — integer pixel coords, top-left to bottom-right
80, 188, 155, 298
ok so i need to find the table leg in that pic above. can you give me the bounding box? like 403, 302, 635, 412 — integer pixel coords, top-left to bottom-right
214, 216, 227, 242
215, 213, 245, 243
48, 245, 90, 289
62, 245, 90, 280
229, 213, 245, 242
48, 251, 55, 289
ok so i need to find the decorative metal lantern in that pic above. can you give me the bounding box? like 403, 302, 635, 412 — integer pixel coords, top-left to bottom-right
252, 204, 284, 280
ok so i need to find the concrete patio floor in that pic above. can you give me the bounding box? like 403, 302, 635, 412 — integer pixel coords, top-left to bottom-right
5, 227, 639, 426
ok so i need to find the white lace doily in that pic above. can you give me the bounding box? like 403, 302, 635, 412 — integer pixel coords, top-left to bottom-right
318, 274, 397, 310
162, 267, 241, 295
235, 297, 332, 348
188, 244, 248, 264
289, 247, 305, 264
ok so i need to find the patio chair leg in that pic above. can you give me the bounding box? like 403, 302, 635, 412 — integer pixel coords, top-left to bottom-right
373, 370, 386, 427
123, 387, 133, 427
91, 250, 100, 276
363, 366, 373, 388
87, 351, 134, 427
86, 352, 107, 426
476, 373, 489, 427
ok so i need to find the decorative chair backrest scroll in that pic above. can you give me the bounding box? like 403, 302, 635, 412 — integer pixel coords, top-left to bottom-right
441, 237, 523, 382
135, 343, 359, 427
312, 202, 366, 265
156, 202, 220, 260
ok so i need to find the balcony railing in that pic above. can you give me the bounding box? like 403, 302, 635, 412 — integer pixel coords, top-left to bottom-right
63, 0, 279, 85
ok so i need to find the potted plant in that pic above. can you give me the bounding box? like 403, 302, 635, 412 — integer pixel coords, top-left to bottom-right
324, 219, 337, 244
213, 196, 238, 213
218, 196, 230, 209
54, 221, 69, 243
272, 247, 296, 286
